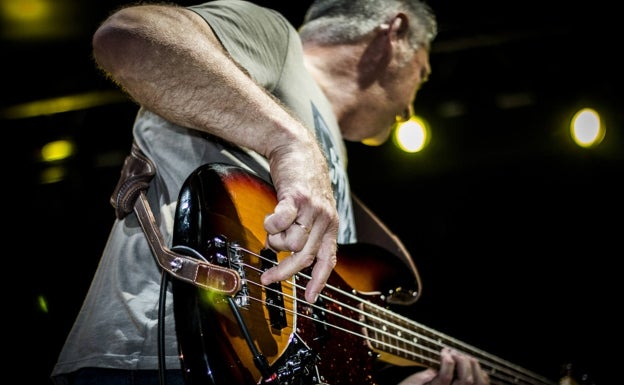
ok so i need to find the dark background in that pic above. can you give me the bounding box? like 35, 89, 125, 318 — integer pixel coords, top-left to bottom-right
4, 0, 622, 384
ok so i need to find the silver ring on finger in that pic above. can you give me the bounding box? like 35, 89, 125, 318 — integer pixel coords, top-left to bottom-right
293, 220, 311, 234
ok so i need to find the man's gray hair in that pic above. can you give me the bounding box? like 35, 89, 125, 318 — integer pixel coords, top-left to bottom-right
299, 0, 437, 50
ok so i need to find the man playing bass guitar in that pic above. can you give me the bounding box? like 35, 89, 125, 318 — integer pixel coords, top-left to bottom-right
52, 1, 492, 384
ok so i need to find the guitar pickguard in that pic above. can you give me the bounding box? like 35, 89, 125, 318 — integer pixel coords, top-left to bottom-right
260, 333, 321, 385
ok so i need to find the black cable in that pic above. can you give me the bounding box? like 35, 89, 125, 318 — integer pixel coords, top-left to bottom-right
161, 245, 209, 385
156, 246, 203, 385
165, 245, 273, 383
158, 270, 171, 385
171, 245, 273, 380
226, 296, 272, 380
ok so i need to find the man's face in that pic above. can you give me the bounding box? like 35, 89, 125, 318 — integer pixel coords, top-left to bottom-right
394, 47, 431, 121
358, 47, 431, 146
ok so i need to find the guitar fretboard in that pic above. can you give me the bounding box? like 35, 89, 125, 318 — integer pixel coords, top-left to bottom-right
362, 303, 556, 385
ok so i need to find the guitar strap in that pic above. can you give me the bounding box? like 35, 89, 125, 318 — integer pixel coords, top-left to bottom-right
110, 141, 242, 296
110, 140, 422, 302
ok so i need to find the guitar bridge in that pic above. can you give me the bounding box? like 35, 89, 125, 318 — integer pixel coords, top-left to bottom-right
211, 237, 287, 331
229, 241, 251, 307
210, 236, 250, 307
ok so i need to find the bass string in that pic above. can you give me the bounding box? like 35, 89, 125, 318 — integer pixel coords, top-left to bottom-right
229, 246, 552, 385
241, 267, 441, 368
242, 270, 538, 385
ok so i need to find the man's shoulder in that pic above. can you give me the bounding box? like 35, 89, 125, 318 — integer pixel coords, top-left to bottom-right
187, 0, 294, 47
188, 0, 289, 26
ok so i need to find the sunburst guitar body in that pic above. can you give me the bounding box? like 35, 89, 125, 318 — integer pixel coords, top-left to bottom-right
171, 163, 557, 385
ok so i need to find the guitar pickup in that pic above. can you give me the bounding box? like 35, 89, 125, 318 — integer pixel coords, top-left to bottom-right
311, 295, 329, 342
261, 248, 287, 330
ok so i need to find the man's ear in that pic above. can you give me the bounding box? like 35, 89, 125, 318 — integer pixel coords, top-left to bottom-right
388, 12, 409, 40
357, 14, 408, 87
357, 22, 393, 87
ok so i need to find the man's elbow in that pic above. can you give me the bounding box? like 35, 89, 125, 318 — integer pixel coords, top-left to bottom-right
92, 7, 146, 73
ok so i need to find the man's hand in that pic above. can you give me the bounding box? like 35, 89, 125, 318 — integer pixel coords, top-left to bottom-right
398, 348, 491, 385
260, 139, 339, 304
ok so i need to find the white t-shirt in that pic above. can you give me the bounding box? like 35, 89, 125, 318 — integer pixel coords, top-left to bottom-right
52, 0, 355, 378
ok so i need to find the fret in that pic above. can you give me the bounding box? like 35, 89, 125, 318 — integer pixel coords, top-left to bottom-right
361, 302, 555, 385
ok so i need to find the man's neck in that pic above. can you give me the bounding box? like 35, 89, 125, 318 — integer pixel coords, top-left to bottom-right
302, 43, 363, 128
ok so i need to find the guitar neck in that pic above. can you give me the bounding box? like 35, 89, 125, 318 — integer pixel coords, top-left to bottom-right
362, 303, 556, 385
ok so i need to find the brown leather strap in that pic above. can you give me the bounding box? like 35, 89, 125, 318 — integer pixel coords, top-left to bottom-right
134, 191, 241, 296
111, 142, 156, 220
111, 142, 241, 296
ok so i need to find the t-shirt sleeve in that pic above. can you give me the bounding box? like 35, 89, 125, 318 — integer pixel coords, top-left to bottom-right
188, 0, 293, 92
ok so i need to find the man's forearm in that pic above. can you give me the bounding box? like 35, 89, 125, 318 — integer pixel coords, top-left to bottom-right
92, 4, 314, 159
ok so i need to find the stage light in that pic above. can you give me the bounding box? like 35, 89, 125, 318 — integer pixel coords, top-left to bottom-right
41, 139, 74, 162
393, 116, 430, 153
570, 107, 605, 148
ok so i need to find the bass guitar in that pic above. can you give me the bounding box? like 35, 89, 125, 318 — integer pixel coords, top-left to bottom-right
170, 162, 557, 385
